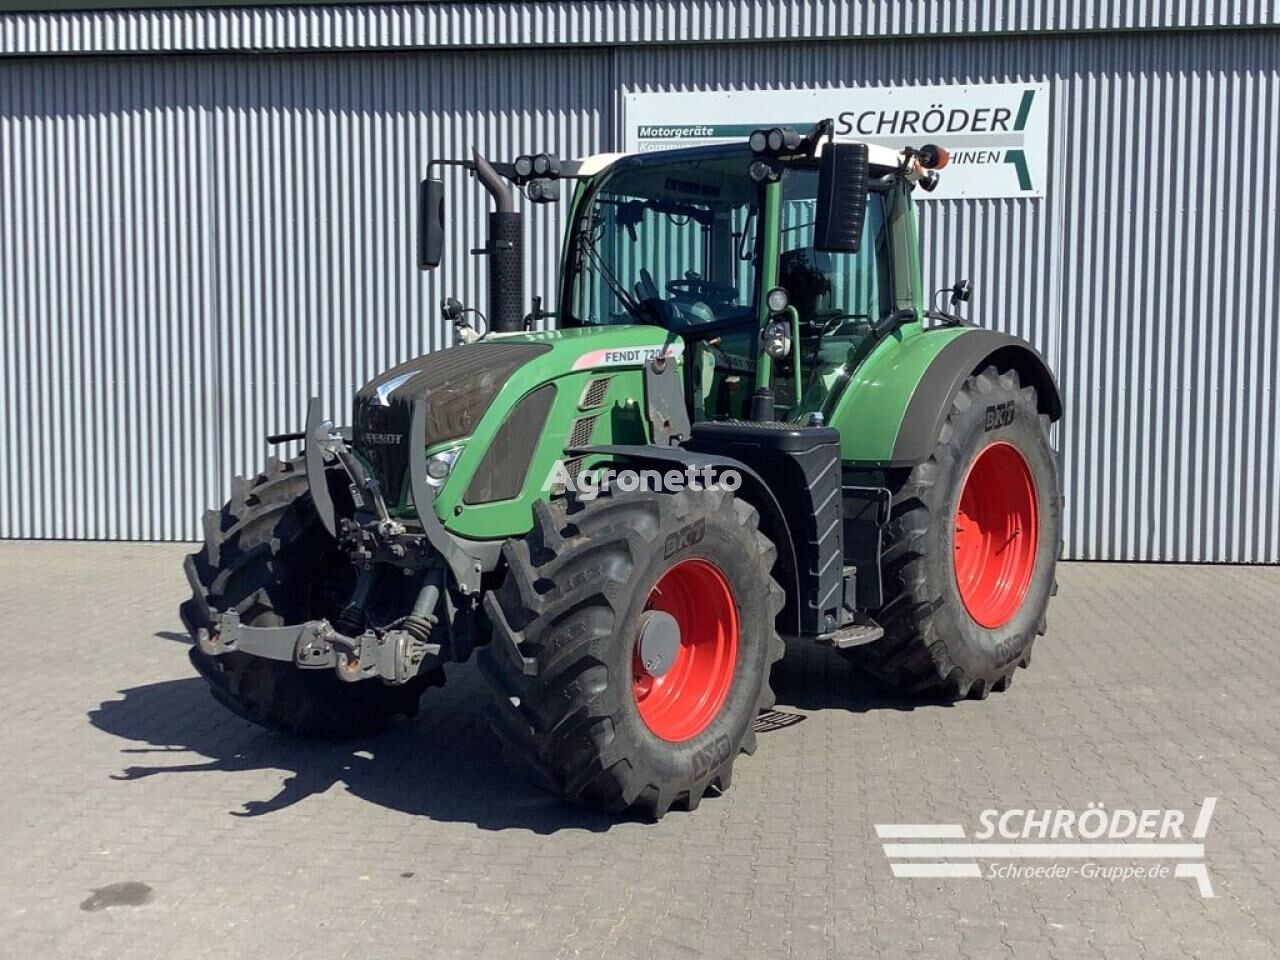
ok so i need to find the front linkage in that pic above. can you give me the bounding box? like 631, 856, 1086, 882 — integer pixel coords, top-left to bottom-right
196, 395, 483, 688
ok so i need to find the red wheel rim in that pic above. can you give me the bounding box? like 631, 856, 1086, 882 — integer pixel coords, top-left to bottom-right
953, 441, 1039, 629
632, 558, 739, 742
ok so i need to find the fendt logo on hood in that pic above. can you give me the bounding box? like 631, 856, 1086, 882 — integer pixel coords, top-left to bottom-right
362, 432, 403, 446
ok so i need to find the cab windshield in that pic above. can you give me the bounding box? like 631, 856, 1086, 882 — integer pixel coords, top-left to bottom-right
565, 152, 762, 331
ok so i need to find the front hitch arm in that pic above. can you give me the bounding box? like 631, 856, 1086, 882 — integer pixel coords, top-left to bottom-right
197, 611, 442, 685
304, 398, 339, 538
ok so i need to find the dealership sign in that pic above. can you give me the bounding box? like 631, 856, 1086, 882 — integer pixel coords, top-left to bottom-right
876, 797, 1218, 897
623, 83, 1051, 200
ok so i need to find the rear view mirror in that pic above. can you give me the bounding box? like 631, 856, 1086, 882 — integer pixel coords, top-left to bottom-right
813, 142, 869, 255
417, 178, 445, 269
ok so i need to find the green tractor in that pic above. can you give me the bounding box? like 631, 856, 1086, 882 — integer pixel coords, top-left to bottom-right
182, 121, 1062, 817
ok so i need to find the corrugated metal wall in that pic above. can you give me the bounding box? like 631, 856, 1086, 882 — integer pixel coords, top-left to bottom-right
0, 49, 607, 539
3, 1, 1277, 57
2, 16, 1278, 561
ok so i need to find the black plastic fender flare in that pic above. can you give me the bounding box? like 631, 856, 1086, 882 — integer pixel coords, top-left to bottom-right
304, 398, 339, 538
572, 443, 802, 637
891, 330, 1063, 465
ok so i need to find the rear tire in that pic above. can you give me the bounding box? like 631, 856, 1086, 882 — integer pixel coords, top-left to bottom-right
478, 486, 785, 818
180, 456, 438, 737
844, 365, 1062, 697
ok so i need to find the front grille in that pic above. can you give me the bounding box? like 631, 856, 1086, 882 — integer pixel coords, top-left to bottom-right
351, 341, 551, 507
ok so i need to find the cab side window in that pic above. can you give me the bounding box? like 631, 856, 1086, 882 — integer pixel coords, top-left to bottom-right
778, 169, 891, 333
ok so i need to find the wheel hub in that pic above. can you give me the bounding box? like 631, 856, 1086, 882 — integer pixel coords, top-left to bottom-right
636, 610, 682, 677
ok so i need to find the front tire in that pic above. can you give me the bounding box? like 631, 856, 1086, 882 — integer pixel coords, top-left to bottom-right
180, 456, 438, 737
479, 486, 785, 818
845, 365, 1063, 698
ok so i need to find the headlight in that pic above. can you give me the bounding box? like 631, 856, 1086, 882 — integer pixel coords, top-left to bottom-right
425, 446, 463, 489
761, 321, 792, 360
766, 286, 789, 314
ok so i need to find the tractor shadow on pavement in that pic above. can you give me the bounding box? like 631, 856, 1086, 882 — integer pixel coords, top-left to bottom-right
766, 639, 957, 714
89, 640, 952, 833
88, 671, 640, 835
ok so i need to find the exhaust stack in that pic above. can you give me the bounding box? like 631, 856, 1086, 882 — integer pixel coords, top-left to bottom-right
472, 148, 524, 333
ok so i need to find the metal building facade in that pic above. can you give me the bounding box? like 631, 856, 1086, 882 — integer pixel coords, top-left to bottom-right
1, 2, 1277, 562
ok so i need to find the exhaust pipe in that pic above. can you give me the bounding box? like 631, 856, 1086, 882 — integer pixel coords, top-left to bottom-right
472, 147, 524, 333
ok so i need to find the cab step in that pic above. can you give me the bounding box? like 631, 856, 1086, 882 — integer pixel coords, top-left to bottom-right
822, 619, 885, 649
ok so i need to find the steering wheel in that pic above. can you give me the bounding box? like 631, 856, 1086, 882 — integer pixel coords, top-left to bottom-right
666, 276, 738, 306
637, 268, 661, 302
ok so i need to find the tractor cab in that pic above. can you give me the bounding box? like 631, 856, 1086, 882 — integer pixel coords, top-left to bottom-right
418, 124, 945, 429
556, 140, 917, 423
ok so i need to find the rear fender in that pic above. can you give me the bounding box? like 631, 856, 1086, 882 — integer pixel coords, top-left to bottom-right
829, 326, 1062, 467
892, 331, 1062, 465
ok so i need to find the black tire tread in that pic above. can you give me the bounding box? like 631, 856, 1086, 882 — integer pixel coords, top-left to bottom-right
847, 365, 1060, 698
181, 456, 437, 738
478, 489, 784, 818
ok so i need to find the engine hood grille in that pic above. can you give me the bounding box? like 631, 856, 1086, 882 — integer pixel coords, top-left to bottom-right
352, 341, 551, 506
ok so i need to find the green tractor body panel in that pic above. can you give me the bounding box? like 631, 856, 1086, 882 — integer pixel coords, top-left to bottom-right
824, 321, 970, 464
412, 319, 1033, 540
423, 326, 681, 540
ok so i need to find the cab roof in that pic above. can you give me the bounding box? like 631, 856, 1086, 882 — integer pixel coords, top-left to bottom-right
575, 139, 909, 177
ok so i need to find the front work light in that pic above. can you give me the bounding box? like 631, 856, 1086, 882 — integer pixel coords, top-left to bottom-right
526, 178, 559, 203
766, 286, 789, 314
531, 153, 560, 177
750, 127, 802, 156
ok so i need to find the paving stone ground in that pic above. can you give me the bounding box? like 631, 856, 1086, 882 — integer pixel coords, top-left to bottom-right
0, 541, 1277, 959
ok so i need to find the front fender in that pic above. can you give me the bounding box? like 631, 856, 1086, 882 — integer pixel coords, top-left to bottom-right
574, 444, 802, 637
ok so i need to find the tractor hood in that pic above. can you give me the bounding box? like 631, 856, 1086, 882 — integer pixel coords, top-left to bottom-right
352, 327, 684, 510
353, 341, 553, 507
